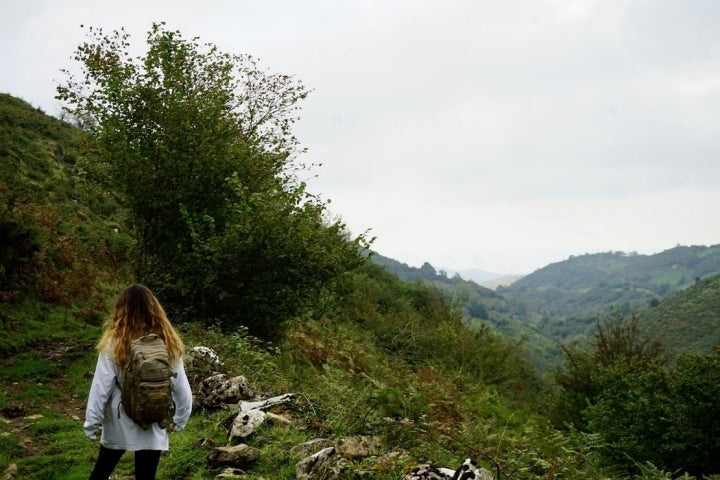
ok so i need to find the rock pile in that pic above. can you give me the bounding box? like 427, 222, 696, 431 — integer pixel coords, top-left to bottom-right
189, 346, 493, 480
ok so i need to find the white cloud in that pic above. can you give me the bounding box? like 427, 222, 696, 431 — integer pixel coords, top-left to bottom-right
2, 0, 720, 273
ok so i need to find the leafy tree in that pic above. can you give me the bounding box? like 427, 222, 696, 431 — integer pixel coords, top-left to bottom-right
57, 23, 369, 337
583, 347, 720, 476
553, 316, 667, 472
553, 315, 665, 428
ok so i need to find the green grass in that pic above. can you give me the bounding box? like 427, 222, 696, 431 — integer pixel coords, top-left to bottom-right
158, 410, 229, 479
1, 301, 714, 479
0, 301, 102, 357
1, 411, 95, 479
65, 352, 98, 399
15, 384, 61, 406
0, 298, 107, 477
0, 353, 58, 383
0, 432, 26, 469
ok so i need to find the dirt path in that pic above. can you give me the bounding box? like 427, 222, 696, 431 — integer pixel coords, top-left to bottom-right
0, 340, 91, 457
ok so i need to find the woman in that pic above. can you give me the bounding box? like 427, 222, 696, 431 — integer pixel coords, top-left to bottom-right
84, 284, 192, 480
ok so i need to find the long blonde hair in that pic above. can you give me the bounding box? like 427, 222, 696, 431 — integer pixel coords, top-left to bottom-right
97, 283, 185, 366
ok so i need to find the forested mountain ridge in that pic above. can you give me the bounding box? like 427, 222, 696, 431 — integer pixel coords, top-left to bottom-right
371, 247, 720, 364
499, 246, 720, 342
510, 247, 720, 290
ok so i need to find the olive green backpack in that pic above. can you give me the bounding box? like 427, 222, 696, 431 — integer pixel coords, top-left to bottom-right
120, 334, 176, 430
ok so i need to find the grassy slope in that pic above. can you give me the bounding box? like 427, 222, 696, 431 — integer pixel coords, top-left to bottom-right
370, 253, 564, 370
638, 274, 720, 354
1, 300, 600, 480
502, 247, 720, 349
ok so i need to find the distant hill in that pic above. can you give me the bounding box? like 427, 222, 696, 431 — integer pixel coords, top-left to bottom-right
369, 253, 455, 283
369, 252, 563, 369
436, 268, 524, 289
480, 275, 524, 290
501, 246, 720, 342
368, 252, 501, 303
638, 273, 720, 355
440, 267, 505, 284
368, 243, 720, 368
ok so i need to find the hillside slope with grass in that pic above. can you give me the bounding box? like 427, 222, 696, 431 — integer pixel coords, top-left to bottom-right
0, 92, 136, 477
501, 247, 720, 344
0, 92, 132, 324
370, 253, 562, 370
637, 273, 720, 354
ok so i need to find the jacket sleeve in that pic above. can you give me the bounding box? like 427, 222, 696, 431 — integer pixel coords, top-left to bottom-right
171, 360, 193, 431
84, 352, 118, 439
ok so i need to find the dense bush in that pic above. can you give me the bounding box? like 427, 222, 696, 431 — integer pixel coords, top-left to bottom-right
331, 262, 543, 404
554, 316, 720, 476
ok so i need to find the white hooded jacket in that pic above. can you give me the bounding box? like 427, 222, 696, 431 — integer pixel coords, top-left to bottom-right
83, 350, 192, 451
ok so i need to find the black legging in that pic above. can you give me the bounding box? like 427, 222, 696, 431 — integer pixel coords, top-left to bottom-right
89, 445, 161, 480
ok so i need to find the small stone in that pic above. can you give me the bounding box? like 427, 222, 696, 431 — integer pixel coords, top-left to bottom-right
228, 410, 266, 445
207, 444, 260, 469
295, 446, 336, 480
265, 411, 292, 426
290, 438, 335, 456
215, 467, 245, 478
336, 435, 382, 459
2, 463, 18, 480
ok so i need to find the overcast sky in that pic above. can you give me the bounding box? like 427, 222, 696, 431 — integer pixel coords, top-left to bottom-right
2, 0, 720, 274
